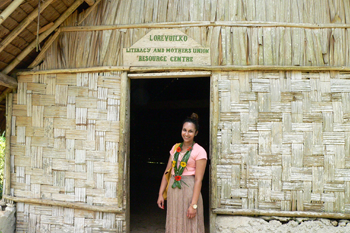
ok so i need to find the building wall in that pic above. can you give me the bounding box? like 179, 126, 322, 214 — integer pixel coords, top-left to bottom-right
11, 72, 125, 232
11, 69, 350, 232
215, 71, 350, 213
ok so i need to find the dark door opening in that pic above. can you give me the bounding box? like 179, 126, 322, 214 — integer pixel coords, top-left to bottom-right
130, 77, 210, 232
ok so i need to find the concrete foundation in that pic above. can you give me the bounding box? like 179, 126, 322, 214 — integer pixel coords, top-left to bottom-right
216, 216, 350, 233
0, 205, 16, 233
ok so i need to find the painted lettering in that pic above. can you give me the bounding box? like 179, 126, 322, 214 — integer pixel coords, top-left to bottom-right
150, 35, 188, 42
193, 48, 209, 53
170, 56, 193, 62
153, 48, 164, 53
126, 48, 151, 53
165, 48, 191, 53
138, 56, 167, 62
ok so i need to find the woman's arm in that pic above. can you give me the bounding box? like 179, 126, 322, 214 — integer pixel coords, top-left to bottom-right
157, 154, 173, 209
187, 159, 207, 219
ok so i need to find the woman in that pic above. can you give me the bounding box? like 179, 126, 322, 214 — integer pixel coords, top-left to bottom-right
157, 113, 207, 233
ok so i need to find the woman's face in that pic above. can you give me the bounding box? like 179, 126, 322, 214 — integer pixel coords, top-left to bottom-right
181, 122, 197, 144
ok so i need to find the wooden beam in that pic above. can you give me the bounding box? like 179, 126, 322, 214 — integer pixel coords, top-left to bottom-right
210, 73, 219, 233
125, 74, 131, 233
78, 0, 102, 25
18, 66, 129, 75
118, 72, 128, 208
3, 195, 123, 213
0, 0, 24, 26
2, 0, 85, 74
34, 22, 54, 35
0, 0, 55, 54
84, 0, 95, 6
130, 65, 350, 72
28, 29, 61, 68
4, 93, 13, 197
16, 65, 350, 76
213, 208, 350, 220
0, 72, 17, 88
60, 21, 350, 32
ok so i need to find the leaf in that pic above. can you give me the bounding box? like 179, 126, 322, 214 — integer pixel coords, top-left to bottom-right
176, 181, 181, 189
172, 182, 177, 189
181, 180, 189, 187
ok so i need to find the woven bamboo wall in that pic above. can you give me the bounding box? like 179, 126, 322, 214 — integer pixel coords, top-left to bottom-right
40, 0, 350, 69
11, 72, 125, 232
217, 71, 350, 213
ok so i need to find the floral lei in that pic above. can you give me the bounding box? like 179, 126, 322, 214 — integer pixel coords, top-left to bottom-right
172, 142, 194, 189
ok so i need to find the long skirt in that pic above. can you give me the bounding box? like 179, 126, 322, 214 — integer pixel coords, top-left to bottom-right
166, 175, 205, 233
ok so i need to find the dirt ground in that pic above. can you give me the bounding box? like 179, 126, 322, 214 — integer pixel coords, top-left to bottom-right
130, 200, 166, 233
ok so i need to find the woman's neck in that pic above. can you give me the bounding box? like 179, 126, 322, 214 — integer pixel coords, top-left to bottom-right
183, 141, 193, 147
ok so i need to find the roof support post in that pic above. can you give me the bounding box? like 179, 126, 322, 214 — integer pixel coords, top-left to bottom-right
4, 93, 13, 199
0, 0, 24, 26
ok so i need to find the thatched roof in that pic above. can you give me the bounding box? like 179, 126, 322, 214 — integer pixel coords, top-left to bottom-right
0, 0, 94, 131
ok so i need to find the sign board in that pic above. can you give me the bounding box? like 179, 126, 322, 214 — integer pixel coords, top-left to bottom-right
123, 29, 210, 66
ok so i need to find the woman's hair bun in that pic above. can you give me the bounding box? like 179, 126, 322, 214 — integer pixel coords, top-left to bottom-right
183, 113, 200, 131
190, 113, 199, 121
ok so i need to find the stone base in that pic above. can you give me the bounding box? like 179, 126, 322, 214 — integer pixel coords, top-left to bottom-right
216, 216, 350, 233
0, 205, 16, 233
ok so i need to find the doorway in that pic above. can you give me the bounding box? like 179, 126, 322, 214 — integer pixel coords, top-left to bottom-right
129, 76, 210, 232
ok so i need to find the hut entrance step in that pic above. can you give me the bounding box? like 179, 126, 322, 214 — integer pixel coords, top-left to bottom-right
129, 76, 210, 232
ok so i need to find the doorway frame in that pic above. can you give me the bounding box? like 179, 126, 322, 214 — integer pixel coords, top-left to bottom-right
119, 71, 218, 232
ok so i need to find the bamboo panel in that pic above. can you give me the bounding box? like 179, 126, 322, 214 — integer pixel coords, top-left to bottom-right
27, 83, 47, 95
55, 85, 68, 106
56, 74, 77, 86
11, 71, 125, 232
216, 70, 350, 214
44, 106, 67, 118
32, 94, 55, 106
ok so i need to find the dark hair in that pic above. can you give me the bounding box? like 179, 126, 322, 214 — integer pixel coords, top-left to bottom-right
183, 113, 199, 132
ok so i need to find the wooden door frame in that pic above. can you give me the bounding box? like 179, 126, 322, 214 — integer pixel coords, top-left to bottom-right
121, 71, 218, 233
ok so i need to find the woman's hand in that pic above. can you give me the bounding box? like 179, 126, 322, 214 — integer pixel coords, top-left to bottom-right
157, 195, 165, 209
187, 205, 197, 219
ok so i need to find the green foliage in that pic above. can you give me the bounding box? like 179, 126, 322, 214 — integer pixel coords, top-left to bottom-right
0, 133, 5, 200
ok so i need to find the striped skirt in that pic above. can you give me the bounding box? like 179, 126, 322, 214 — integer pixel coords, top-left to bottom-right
166, 176, 205, 233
